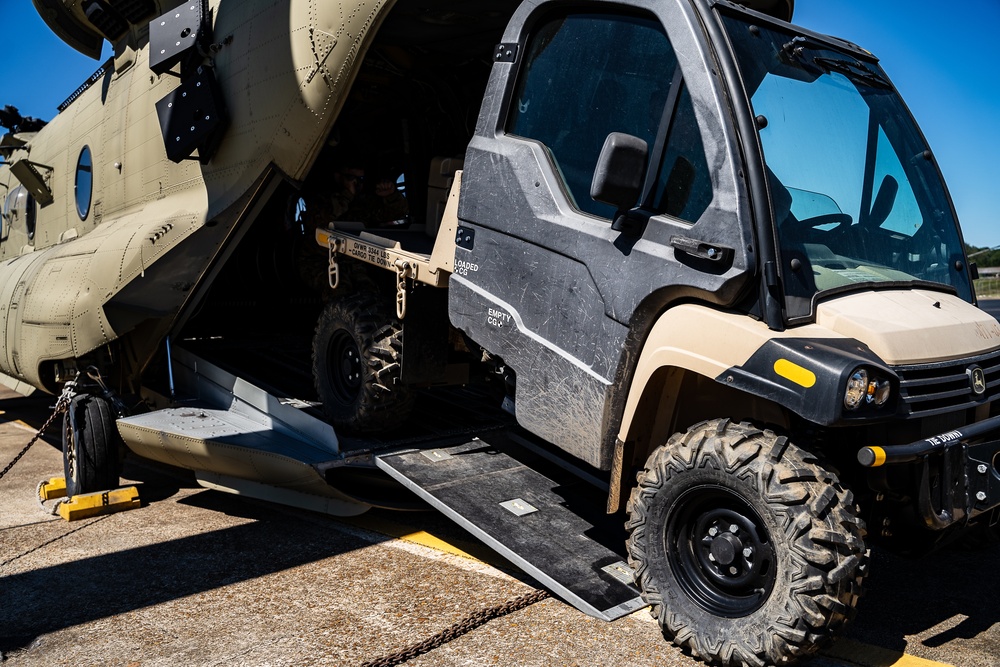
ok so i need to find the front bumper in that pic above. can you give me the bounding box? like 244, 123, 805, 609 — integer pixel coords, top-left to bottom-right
858, 415, 1000, 529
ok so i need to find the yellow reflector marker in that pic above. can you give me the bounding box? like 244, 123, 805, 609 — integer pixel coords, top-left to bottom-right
774, 359, 816, 388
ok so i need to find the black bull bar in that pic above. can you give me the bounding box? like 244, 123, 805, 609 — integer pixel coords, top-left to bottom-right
858, 414, 1000, 530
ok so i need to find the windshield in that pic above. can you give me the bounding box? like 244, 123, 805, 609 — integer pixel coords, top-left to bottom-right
722, 16, 973, 319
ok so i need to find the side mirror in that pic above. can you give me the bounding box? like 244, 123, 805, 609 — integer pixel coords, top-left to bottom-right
590, 132, 648, 214
868, 174, 898, 228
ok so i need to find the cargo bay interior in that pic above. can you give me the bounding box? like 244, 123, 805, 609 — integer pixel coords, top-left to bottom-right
171, 1, 523, 438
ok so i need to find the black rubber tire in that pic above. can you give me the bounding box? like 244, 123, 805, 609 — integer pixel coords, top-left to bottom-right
62, 394, 122, 497
626, 419, 867, 667
312, 292, 413, 433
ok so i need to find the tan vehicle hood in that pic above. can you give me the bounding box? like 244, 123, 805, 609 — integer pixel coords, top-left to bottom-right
815, 290, 1000, 366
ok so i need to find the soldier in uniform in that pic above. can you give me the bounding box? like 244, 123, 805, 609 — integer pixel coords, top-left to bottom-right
324, 165, 409, 226
294, 157, 409, 294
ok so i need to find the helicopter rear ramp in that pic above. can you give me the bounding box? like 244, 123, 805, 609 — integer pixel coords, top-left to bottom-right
116, 345, 369, 516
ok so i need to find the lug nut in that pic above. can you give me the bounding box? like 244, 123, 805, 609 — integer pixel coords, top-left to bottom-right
742, 548, 753, 558
708, 527, 718, 537
978, 464, 989, 474
729, 524, 739, 534
708, 553, 716, 562
976, 491, 987, 502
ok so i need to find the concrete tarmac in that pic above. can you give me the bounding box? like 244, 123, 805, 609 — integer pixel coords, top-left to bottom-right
1, 386, 997, 667
978, 298, 1000, 320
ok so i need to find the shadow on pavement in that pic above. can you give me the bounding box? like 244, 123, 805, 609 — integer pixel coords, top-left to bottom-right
0, 494, 384, 654
846, 539, 1000, 651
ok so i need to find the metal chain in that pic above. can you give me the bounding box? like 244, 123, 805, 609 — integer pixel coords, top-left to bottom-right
360, 589, 550, 667
0, 377, 78, 484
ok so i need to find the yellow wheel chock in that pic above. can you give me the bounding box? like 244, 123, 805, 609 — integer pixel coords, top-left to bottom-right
38, 477, 140, 521
38, 476, 67, 500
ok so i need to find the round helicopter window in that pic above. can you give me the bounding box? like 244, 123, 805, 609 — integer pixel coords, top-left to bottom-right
25, 192, 36, 241
75, 146, 93, 220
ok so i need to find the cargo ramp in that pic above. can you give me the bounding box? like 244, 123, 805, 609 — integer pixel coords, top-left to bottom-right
118, 345, 644, 621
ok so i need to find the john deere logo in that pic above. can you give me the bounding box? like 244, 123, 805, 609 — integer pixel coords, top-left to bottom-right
968, 366, 987, 396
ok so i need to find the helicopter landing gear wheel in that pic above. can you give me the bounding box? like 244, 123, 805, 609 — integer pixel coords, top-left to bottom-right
63, 393, 123, 497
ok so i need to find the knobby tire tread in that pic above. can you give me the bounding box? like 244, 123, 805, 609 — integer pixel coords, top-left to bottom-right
313, 291, 413, 433
625, 418, 867, 667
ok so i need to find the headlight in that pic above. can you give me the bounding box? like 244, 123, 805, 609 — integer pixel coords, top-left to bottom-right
845, 368, 893, 411
844, 368, 868, 410
871, 379, 891, 406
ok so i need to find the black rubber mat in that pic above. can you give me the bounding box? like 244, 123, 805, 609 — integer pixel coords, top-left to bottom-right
375, 432, 645, 620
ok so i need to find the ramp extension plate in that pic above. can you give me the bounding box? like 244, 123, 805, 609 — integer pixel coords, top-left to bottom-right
375, 433, 645, 621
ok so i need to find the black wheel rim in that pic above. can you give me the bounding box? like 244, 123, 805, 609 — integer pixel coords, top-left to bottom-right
665, 485, 777, 617
326, 329, 363, 404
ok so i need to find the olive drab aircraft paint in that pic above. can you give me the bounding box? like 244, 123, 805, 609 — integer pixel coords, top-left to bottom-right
1, 0, 404, 393
5, 2, 1000, 666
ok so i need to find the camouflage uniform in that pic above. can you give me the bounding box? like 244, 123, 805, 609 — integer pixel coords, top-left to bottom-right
332, 189, 409, 226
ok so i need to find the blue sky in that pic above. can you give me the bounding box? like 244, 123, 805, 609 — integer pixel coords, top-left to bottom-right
793, 1, 1000, 250
1, 0, 997, 247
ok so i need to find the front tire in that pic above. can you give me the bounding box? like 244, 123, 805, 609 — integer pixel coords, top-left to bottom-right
62, 394, 122, 497
626, 419, 866, 667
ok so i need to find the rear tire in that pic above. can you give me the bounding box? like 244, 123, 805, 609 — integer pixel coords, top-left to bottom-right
62, 394, 122, 497
312, 292, 413, 433
626, 418, 866, 667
